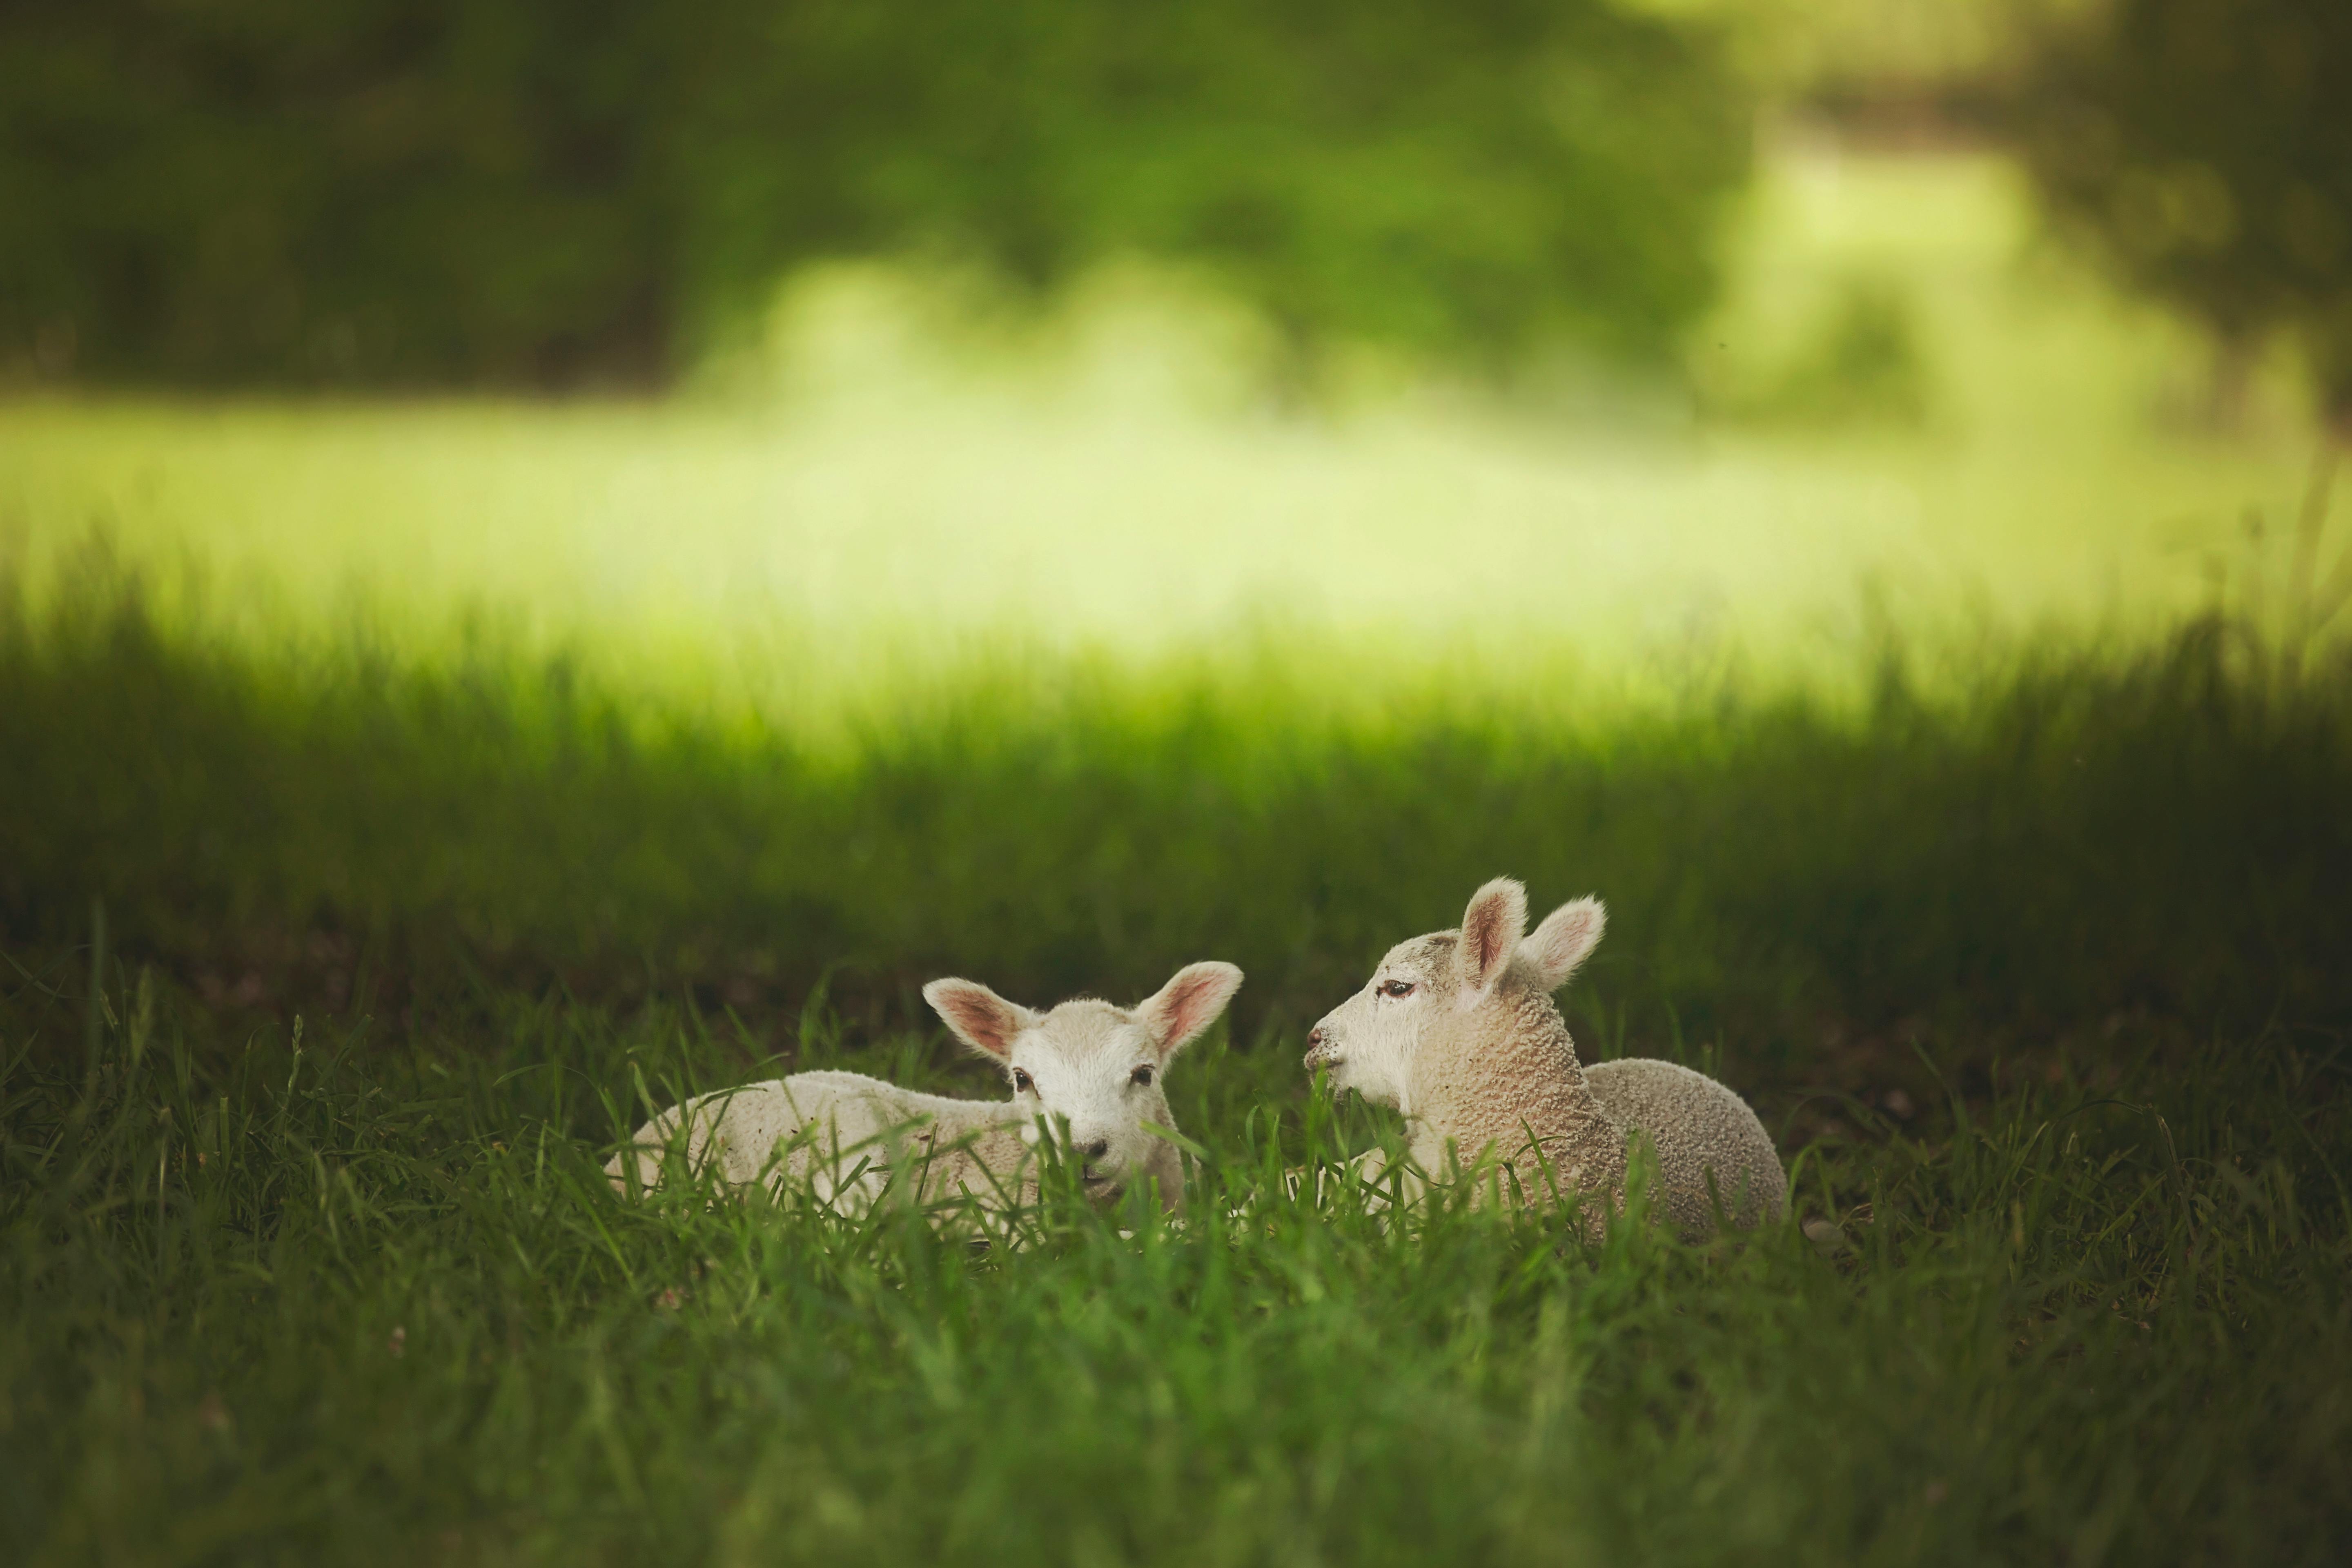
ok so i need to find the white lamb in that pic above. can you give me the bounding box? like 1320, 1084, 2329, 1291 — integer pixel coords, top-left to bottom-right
1303, 879, 1784, 1238
607, 962, 1242, 1216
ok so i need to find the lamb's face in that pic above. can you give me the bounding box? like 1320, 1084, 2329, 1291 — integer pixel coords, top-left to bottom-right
923, 962, 1243, 1209
1303, 880, 1606, 1114
1301, 933, 1461, 1109
1005, 1002, 1176, 1200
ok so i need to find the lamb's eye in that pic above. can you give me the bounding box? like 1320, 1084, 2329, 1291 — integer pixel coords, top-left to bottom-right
1379, 979, 1416, 998
1011, 1068, 1034, 1094
1130, 1065, 1154, 1087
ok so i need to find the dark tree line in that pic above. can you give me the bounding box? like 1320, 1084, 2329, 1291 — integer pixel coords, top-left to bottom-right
2022, 0, 2352, 429
0, 1, 1749, 391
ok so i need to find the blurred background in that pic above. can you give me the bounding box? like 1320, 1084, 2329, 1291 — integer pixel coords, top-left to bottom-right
2, 0, 2349, 1049
1, 0, 2345, 682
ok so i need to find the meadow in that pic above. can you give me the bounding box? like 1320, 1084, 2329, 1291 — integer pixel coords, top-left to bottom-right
5, 546, 2350, 1566
5, 149, 2352, 1564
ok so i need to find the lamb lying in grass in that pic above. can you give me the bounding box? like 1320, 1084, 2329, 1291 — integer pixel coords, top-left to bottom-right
608, 962, 1242, 1216
1303, 880, 1784, 1238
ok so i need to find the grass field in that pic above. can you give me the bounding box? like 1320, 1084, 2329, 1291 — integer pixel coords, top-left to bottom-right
5, 149, 2352, 1564
4, 567, 2349, 1565
4, 964, 2346, 1566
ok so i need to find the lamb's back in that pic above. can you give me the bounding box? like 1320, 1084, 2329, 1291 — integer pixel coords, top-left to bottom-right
1585, 1058, 1785, 1237
607, 1071, 1008, 1200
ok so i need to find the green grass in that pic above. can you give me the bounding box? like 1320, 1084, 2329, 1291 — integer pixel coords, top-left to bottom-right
7, 547, 2349, 1046
6, 144, 2352, 1563
3, 558, 2350, 1564
4, 938, 2346, 1565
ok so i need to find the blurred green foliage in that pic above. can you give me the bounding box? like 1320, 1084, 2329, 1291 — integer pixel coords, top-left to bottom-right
0, 0, 1749, 390
1704, 272, 1932, 425
1667, 0, 2059, 108
2020, 0, 2352, 425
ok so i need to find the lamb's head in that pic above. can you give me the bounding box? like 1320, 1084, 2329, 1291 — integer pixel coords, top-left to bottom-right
922, 962, 1243, 1206
1303, 879, 1603, 1109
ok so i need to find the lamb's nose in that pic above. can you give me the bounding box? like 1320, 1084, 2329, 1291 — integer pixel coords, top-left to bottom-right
1082, 1139, 1109, 1161
1307, 1026, 1323, 1049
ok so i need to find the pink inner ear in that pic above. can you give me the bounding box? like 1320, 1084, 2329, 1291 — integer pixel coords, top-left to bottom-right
1158, 976, 1221, 1041
1535, 906, 1600, 974
1141, 962, 1242, 1054
927, 982, 1021, 1058
1460, 880, 1527, 987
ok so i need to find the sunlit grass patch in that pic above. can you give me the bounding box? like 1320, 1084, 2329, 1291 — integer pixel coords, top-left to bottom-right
0, 151, 2335, 707
0, 387, 2321, 698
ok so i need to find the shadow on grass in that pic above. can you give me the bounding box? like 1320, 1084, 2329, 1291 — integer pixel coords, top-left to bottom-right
2, 543, 2348, 1100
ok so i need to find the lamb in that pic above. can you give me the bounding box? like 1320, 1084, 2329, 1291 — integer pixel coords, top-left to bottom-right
1302, 879, 1784, 1238
607, 962, 1242, 1217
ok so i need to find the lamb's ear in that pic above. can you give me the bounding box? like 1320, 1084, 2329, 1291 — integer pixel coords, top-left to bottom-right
1520, 896, 1605, 991
922, 978, 1036, 1061
1457, 878, 1528, 995
1134, 962, 1243, 1061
